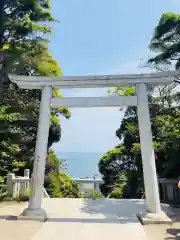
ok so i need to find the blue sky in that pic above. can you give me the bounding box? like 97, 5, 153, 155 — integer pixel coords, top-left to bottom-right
50, 0, 180, 153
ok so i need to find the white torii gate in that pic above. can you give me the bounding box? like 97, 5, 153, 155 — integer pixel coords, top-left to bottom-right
9, 70, 179, 223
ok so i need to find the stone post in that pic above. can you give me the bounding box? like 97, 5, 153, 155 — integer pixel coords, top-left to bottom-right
19, 180, 25, 199
24, 169, 30, 192
24, 169, 30, 178
7, 173, 15, 197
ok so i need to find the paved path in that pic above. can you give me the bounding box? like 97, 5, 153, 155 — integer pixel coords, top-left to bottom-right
0, 199, 174, 240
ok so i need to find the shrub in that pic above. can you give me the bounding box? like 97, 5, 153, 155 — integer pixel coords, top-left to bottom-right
83, 189, 103, 199
109, 188, 123, 199
0, 177, 7, 201
45, 172, 82, 198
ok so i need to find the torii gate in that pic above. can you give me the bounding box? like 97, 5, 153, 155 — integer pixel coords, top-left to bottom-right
9, 70, 179, 223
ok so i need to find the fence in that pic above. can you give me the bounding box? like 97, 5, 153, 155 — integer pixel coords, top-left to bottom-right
5, 171, 179, 204
6, 169, 50, 199
72, 178, 102, 193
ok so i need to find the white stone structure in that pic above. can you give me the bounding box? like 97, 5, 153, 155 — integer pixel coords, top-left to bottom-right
6, 169, 50, 200
7, 169, 30, 199
9, 70, 180, 223
72, 178, 102, 194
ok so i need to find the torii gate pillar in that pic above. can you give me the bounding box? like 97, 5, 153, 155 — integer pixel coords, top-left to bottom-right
136, 83, 172, 224
18, 86, 52, 221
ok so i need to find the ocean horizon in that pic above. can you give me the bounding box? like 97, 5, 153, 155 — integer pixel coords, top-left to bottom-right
56, 152, 105, 178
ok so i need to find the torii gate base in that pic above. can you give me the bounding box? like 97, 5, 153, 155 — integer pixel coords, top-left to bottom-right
10, 71, 177, 224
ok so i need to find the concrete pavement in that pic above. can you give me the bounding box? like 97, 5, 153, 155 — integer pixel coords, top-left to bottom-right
0, 198, 174, 240
32, 198, 148, 240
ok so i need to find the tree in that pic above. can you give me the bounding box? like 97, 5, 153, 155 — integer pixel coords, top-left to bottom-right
0, 0, 70, 174
99, 12, 180, 198
0, 0, 55, 97
148, 11, 180, 176
148, 12, 180, 83
99, 86, 180, 198
0, 46, 71, 176
0, 0, 80, 199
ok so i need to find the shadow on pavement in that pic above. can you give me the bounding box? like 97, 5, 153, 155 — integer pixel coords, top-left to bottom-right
0, 215, 17, 220
164, 226, 180, 240
79, 199, 145, 224
79, 199, 175, 225
47, 217, 121, 224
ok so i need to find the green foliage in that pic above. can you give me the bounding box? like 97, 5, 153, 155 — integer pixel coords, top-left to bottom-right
0, 176, 7, 201
100, 17, 180, 198
109, 188, 123, 199
148, 12, 180, 72
0, 0, 61, 176
147, 11, 180, 177
83, 189, 103, 199
0, 0, 78, 200
46, 172, 82, 198
99, 85, 180, 198
44, 150, 82, 198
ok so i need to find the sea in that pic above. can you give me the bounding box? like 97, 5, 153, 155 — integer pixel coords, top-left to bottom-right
56, 152, 104, 178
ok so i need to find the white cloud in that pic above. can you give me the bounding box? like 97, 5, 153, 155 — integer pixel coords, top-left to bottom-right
105, 57, 154, 75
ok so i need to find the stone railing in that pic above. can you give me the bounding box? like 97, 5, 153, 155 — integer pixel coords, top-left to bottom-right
6, 169, 50, 199
158, 178, 180, 205
72, 177, 102, 194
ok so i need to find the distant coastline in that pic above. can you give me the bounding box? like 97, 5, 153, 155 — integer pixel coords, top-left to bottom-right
56, 152, 104, 178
